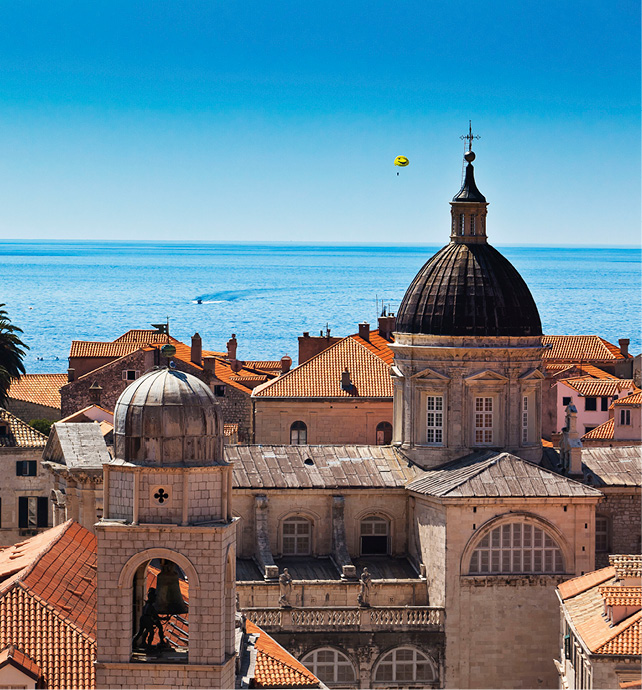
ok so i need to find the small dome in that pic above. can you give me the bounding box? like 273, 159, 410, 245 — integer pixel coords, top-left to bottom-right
396, 242, 542, 337
113, 368, 223, 466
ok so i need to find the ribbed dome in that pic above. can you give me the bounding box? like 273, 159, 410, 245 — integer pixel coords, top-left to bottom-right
113, 367, 222, 466
396, 242, 542, 337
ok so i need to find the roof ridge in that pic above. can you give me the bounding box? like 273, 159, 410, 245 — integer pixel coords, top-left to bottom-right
76, 348, 145, 380
0, 407, 48, 440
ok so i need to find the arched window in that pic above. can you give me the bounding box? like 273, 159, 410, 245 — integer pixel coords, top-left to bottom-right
361, 515, 390, 555
290, 421, 307, 444
282, 516, 311, 555
468, 522, 564, 574
374, 647, 436, 685
376, 421, 392, 445
301, 648, 356, 685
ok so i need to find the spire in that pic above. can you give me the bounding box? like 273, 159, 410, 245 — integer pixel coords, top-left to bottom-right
452, 153, 487, 203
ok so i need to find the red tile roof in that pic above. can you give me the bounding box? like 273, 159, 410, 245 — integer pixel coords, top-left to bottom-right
561, 378, 637, 398
542, 335, 631, 362
0, 645, 41, 681
246, 619, 320, 688
0, 408, 47, 447
582, 418, 614, 441
69, 341, 142, 359
599, 586, 642, 607
612, 391, 642, 408
7, 374, 67, 410
113, 330, 180, 344
253, 336, 393, 399
558, 567, 614, 601
0, 521, 96, 688
351, 329, 394, 365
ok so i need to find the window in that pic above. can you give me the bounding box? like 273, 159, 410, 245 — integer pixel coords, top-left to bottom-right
584, 397, 597, 411
601, 397, 609, 411
282, 516, 311, 555
562, 396, 572, 407
0, 423, 8, 436
16, 460, 37, 476
122, 370, 140, 381
18, 496, 48, 529
290, 421, 307, 444
361, 516, 390, 555
620, 409, 631, 426
522, 396, 529, 444
214, 385, 226, 397
475, 397, 493, 444
595, 516, 610, 553
469, 522, 564, 574
459, 213, 465, 235
584, 426, 595, 434
301, 648, 356, 685
374, 647, 436, 684
470, 215, 476, 235
426, 396, 444, 444
376, 421, 392, 445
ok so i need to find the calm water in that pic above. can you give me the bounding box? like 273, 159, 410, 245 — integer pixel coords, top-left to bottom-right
0, 241, 639, 374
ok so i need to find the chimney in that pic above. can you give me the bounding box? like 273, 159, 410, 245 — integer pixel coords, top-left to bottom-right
341, 368, 352, 391
227, 334, 238, 362
378, 314, 397, 341
619, 339, 630, 358
89, 382, 103, 405
280, 355, 292, 374
191, 332, 202, 366
358, 322, 370, 341
67, 368, 75, 383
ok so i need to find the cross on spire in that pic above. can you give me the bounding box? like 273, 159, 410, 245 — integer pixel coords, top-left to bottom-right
460, 120, 480, 151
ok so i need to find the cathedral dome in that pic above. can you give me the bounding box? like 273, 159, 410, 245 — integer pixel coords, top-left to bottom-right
396, 148, 542, 338
113, 367, 223, 466
396, 242, 542, 336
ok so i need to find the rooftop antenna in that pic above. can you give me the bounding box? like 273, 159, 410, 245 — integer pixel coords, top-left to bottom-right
460, 120, 481, 183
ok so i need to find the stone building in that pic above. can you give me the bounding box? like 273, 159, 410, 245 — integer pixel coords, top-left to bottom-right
6, 373, 66, 424
0, 409, 50, 547
555, 554, 640, 689
581, 390, 642, 447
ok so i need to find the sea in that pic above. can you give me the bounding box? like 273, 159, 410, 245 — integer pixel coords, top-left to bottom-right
0, 241, 639, 375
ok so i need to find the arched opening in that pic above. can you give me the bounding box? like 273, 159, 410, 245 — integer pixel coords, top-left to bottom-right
376, 421, 393, 445
290, 421, 307, 444
281, 516, 312, 556
301, 648, 356, 686
131, 557, 189, 662
360, 515, 390, 555
373, 646, 437, 686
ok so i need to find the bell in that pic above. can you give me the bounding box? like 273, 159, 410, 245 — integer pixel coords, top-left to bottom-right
154, 560, 188, 615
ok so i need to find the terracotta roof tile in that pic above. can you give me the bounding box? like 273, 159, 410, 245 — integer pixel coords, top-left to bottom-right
542, 335, 631, 362
113, 330, 179, 344
599, 586, 642, 607
7, 374, 67, 410
558, 567, 615, 601
582, 418, 614, 441
224, 423, 239, 436
0, 408, 47, 447
351, 330, 394, 365
610, 555, 642, 580
612, 391, 642, 408
245, 361, 283, 372
561, 378, 637, 398
620, 679, 642, 689
253, 336, 393, 398
246, 619, 320, 688
0, 645, 41, 680
212, 358, 278, 393
0, 522, 96, 688
69, 341, 142, 358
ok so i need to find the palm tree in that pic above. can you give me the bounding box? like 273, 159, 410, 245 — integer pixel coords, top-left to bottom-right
0, 304, 28, 406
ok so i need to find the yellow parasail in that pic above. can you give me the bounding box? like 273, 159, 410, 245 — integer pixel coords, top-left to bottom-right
394, 156, 409, 167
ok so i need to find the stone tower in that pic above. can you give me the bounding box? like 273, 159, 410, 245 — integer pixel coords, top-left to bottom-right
95, 367, 237, 689
391, 146, 545, 467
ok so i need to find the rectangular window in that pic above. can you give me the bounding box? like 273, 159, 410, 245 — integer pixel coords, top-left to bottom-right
620, 409, 631, 425
459, 213, 465, 235
470, 215, 476, 235
584, 397, 597, 411
122, 370, 139, 381
18, 496, 48, 529
522, 396, 529, 444
214, 385, 226, 397
15, 460, 37, 476
426, 395, 444, 444
584, 425, 595, 434
562, 396, 572, 407
595, 516, 609, 552
601, 397, 609, 411
475, 397, 493, 444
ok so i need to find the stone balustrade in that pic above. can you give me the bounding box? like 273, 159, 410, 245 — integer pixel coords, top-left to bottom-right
244, 606, 444, 632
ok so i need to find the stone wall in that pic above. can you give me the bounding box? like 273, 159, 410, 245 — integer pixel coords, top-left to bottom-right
253, 399, 393, 445
595, 489, 642, 568
6, 399, 60, 424
209, 379, 253, 443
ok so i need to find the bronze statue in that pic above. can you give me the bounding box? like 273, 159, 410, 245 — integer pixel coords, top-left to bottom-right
133, 587, 165, 650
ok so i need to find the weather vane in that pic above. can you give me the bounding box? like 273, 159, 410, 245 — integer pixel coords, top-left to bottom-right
460, 121, 480, 152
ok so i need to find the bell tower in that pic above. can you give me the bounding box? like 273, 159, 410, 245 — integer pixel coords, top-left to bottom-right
95, 367, 237, 689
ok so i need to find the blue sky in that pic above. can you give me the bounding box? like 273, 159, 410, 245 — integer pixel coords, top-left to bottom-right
0, 1, 638, 245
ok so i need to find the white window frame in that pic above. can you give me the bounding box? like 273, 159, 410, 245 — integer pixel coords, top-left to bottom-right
474, 396, 494, 445
282, 516, 311, 555
468, 522, 565, 574
374, 647, 436, 685
360, 515, 390, 555
426, 395, 444, 445
301, 648, 356, 685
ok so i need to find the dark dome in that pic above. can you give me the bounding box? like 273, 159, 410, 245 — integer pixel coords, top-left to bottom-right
397, 242, 542, 337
